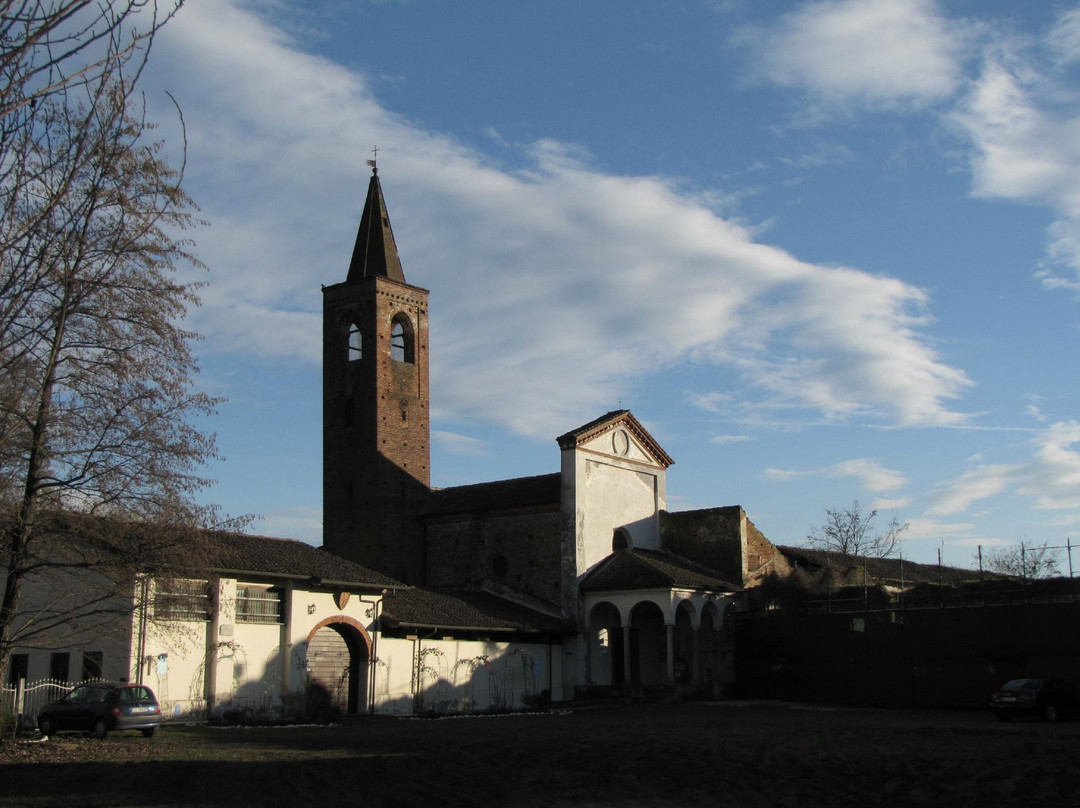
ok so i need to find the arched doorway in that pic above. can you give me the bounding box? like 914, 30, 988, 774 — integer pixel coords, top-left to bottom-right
587, 601, 624, 686
629, 601, 666, 686
673, 601, 696, 685
307, 618, 370, 715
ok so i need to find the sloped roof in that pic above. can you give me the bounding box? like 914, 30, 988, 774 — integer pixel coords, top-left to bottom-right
777, 545, 979, 587
203, 532, 403, 589
556, 410, 674, 468
347, 166, 405, 283
381, 587, 573, 634
425, 473, 561, 517
581, 549, 740, 593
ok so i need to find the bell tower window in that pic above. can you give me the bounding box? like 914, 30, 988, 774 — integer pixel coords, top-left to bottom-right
390, 314, 415, 363
348, 321, 362, 362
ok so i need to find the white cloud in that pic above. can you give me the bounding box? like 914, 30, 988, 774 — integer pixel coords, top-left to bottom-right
147, 1, 973, 440
925, 463, 1019, 516
1018, 420, 1080, 510
708, 434, 754, 445
735, 0, 961, 107
433, 431, 492, 458
948, 12, 1080, 289
927, 421, 1080, 517
764, 458, 908, 492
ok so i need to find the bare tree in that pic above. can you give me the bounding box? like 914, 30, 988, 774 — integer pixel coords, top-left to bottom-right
0, 1, 234, 690
806, 499, 907, 558
977, 541, 1061, 580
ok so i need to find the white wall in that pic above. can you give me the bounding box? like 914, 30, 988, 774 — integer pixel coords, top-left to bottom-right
372, 636, 560, 715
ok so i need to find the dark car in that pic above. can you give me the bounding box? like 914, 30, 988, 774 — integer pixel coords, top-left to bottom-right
38, 682, 162, 739
990, 677, 1080, 723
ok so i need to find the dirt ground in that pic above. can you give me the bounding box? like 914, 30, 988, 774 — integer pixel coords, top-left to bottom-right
1, 700, 1077, 807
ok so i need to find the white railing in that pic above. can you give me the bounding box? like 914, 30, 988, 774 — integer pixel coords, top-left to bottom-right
2, 677, 106, 731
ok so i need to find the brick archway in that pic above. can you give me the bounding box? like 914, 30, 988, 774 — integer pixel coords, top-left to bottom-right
305, 616, 371, 715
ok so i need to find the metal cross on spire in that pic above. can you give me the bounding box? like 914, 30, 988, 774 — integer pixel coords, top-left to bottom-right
367, 145, 379, 174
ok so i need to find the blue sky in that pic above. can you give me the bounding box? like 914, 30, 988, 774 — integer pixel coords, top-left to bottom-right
139, 0, 1080, 569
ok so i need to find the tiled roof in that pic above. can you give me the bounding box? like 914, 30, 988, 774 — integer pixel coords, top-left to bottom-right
557, 410, 630, 443
556, 410, 675, 468
581, 549, 740, 593
425, 473, 561, 517
777, 545, 979, 586
381, 588, 572, 634
203, 532, 403, 589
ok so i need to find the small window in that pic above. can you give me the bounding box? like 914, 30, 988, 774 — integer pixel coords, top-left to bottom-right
390, 314, 414, 363
50, 652, 70, 682
236, 585, 283, 625
82, 651, 103, 681
348, 321, 362, 362
154, 579, 210, 622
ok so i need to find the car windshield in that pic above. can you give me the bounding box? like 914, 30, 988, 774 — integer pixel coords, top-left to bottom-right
1002, 679, 1043, 692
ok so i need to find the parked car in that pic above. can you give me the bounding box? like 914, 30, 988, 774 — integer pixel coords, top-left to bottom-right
38, 682, 162, 739
990, 677, 1080, 723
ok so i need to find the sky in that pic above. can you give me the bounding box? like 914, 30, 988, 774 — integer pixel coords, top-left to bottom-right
135, 0, 1080, 570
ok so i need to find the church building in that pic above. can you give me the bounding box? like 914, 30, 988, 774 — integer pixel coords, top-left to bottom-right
3, 165, 779, 723
318, 164, 775, 707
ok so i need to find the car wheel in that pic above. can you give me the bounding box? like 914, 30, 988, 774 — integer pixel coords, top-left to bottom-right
39, 716, 53, 738
1044, 705, 1058, 723
93, 718, 108, 739
141, 727, 157, 738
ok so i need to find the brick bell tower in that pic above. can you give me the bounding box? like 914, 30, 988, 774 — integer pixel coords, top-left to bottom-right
322, 163, 430, 584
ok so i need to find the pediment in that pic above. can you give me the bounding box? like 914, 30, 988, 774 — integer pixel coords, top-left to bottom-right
556, 410, 673, 469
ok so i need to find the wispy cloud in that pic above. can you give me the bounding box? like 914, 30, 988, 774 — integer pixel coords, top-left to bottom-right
146, 1, 973, 439
764, 458, 908, 492
708, 434, 755, 445
433, 431, 492, 458
927, 421, 1080, 516
733, 0, 961, 108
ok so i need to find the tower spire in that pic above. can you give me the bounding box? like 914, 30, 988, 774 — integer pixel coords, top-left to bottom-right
346, 159, 405, 283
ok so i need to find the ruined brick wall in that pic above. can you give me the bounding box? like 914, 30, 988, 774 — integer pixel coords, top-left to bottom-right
660, 507, 746, 585
744, 518, 778, 582
425, 508, 562, 608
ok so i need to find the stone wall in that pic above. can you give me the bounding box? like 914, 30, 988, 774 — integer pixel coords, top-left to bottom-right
425, 508, 563, 608
659, 506, 747, 585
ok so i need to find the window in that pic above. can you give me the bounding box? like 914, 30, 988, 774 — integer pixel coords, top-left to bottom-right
348, 321, 362, 361
49, 652, 70, 682
82, 651, 103, 681
236, 585, 283, 625
154, 579, 210, 622
390, 314, 414, 363
612, 529, 630, 551
7, 654, 27, 685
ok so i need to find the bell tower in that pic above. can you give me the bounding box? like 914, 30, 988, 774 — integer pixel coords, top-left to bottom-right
322, 164, 429, 583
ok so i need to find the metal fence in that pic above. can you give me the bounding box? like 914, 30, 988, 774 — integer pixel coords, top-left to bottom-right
1, 677, 104, 731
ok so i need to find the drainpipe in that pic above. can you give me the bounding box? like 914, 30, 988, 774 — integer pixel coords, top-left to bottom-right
357, 591, 385, 715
